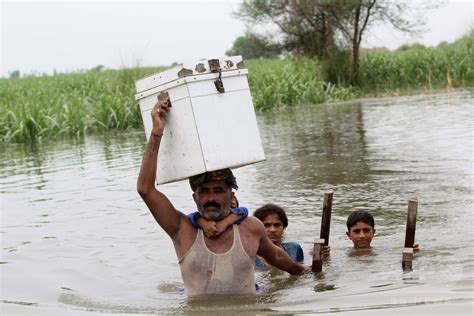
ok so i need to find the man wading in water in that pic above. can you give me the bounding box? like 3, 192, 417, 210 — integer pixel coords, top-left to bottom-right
137, 100, 309, 296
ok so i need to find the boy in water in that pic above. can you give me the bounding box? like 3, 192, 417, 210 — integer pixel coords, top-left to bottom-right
345, 210, 377, 248
345, 210, 419, 250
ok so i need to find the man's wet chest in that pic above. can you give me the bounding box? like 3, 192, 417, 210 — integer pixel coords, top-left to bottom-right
203, 227, 258, 257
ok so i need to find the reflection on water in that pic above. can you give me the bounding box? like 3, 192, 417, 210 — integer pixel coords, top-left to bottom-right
346, 247, 376, 258
1, 91, 473, 314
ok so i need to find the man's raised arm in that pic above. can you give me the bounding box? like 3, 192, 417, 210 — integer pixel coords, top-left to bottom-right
137, 100, 181, 238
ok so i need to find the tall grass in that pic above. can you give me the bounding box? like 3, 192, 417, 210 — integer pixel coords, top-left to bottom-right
1, 31, 471, 143
0, 67, 162, 143
246, 58, 358, 110
0, 60, 356, 143
359, 30, 474, 93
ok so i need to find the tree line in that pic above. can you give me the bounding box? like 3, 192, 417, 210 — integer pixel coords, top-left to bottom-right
227, 0, 437, 85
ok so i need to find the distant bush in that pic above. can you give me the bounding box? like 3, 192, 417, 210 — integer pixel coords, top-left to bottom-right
396, 43, 427, 51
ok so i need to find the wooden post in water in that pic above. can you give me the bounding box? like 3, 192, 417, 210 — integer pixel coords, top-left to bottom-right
312, 239, 325, 272
402, 248, 414, 271
402, 197, 418, 270
320, 190, 334, 246
404, 198, 418, 248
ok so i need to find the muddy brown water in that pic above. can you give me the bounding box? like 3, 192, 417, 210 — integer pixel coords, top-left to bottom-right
1, 91, 473, 314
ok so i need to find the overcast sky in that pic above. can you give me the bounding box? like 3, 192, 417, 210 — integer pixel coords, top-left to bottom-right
1, 0, 473, 78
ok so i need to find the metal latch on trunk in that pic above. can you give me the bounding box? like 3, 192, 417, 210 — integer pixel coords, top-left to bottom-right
208, 59, 225, 93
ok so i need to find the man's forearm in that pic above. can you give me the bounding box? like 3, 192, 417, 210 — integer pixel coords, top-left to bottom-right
137, 133, 162, 195
268, 248, 305, 275
135, 101, 180, 239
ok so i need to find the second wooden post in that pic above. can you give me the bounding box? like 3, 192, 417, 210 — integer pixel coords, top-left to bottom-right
402, 197, 418, 271
312, 190, 334, 272
320, 190, 334, 246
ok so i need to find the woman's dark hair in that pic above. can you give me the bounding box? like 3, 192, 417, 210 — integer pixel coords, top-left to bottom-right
253, 203, 288, 228
346, 210, 375, 231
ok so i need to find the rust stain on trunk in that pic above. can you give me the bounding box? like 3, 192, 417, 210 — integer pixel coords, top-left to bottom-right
195, 63, 206, 73
224, 60, 234, 69
177, 68, 193, 78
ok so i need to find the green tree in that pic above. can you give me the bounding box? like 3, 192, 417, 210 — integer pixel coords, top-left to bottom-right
235, 0, 437, 84
326, 0, 436, 83
226, 32, 281, 59
235, 1, 336, 59
9, 70, 20, 78
89, 65, 105, 72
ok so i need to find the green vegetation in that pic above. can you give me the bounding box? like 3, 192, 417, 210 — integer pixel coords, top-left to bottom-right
0, 59, 357, 143
233, 0, 436, 84
1, 32, 472, 143
0, 67, 161, 143
247, 59, 358, 110
359, 31, 474, 93
226, 33, 280, 59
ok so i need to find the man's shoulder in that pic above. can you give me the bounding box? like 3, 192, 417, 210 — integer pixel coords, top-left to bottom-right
180, 211, 197, 226
241, 215, 262, 226
238, 216, 265, 233
175, 211, 198, 236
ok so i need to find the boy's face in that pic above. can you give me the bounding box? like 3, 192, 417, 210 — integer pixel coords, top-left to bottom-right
262, 213, 285, 246
346, 221, 375, 248
230, 196, 238, 209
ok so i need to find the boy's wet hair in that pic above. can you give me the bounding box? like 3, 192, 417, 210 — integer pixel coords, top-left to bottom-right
346, 210, 375, 231
253, 203, 288, 228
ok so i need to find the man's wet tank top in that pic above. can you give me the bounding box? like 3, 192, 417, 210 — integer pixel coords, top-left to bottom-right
178, 224, 255, 296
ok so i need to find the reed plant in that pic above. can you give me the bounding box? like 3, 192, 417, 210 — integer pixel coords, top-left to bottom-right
0, 67, 162, 143
0, 59, 357, 143
246, 58, 358, 110
1, 31, 471, 143
359, 30, 473, 93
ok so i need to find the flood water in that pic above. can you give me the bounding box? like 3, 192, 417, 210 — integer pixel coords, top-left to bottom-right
1, 91, 473, 314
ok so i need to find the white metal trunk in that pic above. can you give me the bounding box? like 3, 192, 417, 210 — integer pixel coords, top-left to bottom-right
135, 56, 265, 185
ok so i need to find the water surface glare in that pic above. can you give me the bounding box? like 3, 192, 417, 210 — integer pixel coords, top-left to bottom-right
1, 92, 473, 314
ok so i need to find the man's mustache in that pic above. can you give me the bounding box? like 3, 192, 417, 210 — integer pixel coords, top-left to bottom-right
204, 201, 220, 209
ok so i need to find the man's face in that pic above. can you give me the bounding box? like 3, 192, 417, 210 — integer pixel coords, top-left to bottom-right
193, 180, 232, 221
346, 221, 375, 248
262, 213, 285, 246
